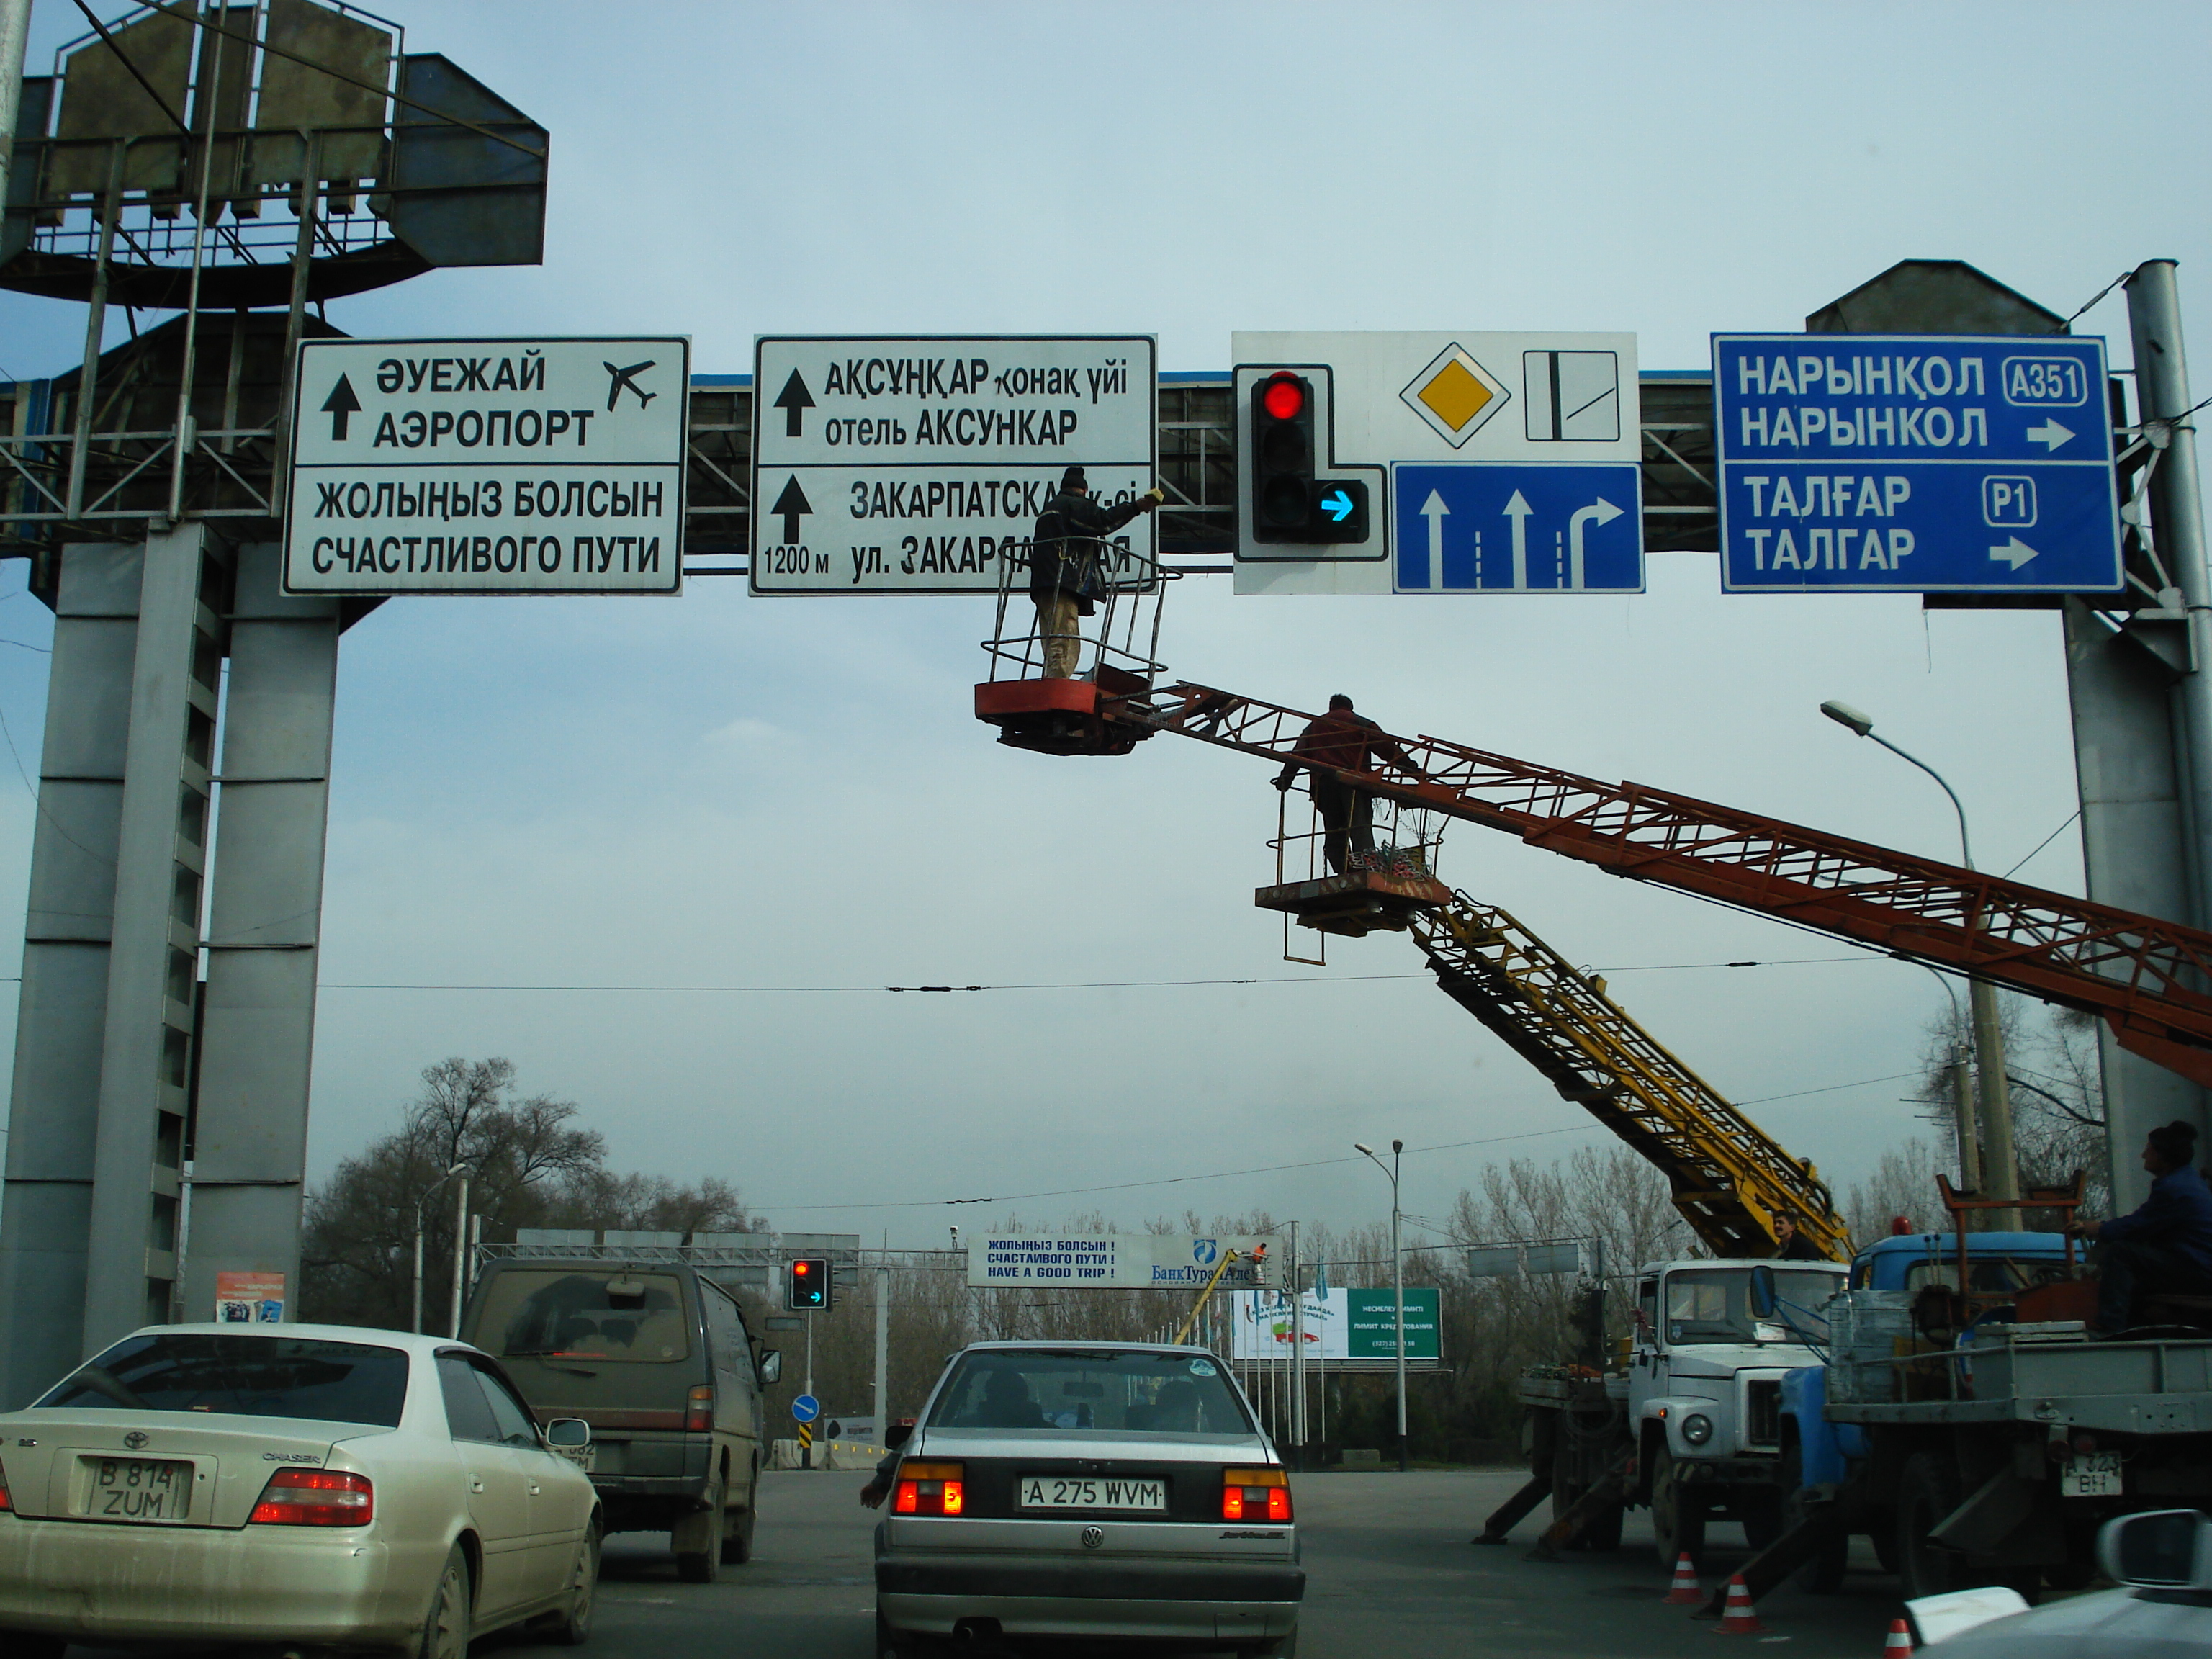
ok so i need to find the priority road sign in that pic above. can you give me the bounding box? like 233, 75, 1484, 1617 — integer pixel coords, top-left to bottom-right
1712, 334, 2122, 593
791, 1393, 821, 1423
750, 336, 1156, 595
283, 336, 689, 596
1392, 463, 1642, 593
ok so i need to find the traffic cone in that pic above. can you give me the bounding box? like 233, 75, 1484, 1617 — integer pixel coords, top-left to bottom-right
1712, 1575, 1768, 1635
1663, 1552, 1704, 1604
1881, 1617, 1913, 1656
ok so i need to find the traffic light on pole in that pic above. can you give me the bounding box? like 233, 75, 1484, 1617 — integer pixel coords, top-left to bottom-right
786, 1257, 830, 1310
1249, 372, 1367, 545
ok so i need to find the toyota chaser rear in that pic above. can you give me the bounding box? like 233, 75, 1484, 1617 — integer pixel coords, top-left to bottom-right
876, 1342, 1301, 1654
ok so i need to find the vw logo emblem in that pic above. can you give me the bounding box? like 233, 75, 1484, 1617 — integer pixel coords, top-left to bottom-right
123, 1431, 149, 1449
1080, 1526, 1105, 1550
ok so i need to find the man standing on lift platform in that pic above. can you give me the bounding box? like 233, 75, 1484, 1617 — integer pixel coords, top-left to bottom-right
1029, 466, 1162, 680
1274, 695, 1428, 875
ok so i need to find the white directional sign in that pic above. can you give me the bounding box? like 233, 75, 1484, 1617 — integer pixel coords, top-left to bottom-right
966, 1233, 1276, 1290
750, 335, 1156, 595
284, 336, 690, 596
1232, 331, 1642, 595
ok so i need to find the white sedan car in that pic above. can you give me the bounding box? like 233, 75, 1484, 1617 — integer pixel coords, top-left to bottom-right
0, 1322, 601, 1658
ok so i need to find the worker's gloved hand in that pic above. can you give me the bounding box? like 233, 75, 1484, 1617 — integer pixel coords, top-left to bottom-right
1142, 487, 1165, 508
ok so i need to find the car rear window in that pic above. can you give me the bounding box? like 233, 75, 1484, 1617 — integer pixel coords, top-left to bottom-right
473, 1269, 693, 1364
930, 1349, 1250, 1435
37, 1334, 408, 1427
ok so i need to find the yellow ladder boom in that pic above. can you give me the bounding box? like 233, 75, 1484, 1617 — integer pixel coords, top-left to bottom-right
1410, 895, 1848, 1263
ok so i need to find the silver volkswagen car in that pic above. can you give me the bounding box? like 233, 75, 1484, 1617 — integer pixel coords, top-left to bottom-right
875, 1341, 1301, 1657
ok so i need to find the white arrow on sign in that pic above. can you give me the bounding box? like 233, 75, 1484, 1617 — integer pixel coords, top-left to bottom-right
1989, 536, 2040, 570
1419, 490, 1449, 590
2026, 418, 2074, 451
1501, 490, 1532, 590
1567, 498, 1624, 590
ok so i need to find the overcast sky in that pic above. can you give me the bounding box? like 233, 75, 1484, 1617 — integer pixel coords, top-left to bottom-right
0, 1, 2206, 1253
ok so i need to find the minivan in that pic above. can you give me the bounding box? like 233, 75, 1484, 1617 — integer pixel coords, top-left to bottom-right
460, 1256, 781, 1581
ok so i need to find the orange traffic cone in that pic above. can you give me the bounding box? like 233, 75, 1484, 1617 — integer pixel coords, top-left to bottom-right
1663, 1552, 1704, 1604
1713, 1575, 1768, 1635
1881, 1617, 1913, 1656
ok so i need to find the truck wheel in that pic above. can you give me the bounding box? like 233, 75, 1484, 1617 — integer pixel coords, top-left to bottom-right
675, 1478, 724, 1583
1651, 1448, 1707, 1570
1736, 1488, 1786, 1552
1894, 1451, 1967, 1599
1869, 1511, 1899, 1575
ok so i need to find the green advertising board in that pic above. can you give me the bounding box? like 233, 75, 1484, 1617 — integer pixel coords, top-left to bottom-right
1345, 1287, 1440, 1361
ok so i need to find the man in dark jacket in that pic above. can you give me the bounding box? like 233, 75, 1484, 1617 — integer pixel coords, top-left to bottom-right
2070, 1120, 2212, 1331
1272, 694, 1427, 874
1029, 467, 1161, 679
1770, 1210, 1825, 1260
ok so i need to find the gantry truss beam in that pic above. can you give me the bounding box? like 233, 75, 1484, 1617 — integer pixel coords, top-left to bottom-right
1119, 682, 2212, 1089
1411, 897, 1846, 1261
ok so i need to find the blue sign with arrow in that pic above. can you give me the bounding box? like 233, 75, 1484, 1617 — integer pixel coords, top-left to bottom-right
1391, 463, 1643, 593
1712, 334, 2122, 593
791, 1393, 821, 1424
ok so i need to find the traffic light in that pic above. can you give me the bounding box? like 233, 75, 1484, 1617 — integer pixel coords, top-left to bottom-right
1248, 371, 1368, 544
786, 1256, 830, 1310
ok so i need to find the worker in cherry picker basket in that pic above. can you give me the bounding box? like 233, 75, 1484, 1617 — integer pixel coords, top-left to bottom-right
1273, 694, 1428, 876
2067, 1119, 2212, 1334
1029, 466, 1163, 680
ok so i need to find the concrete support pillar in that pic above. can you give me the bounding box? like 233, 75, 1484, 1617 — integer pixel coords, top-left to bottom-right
81, 523, 225, 1357
181, 543, 336, 1321
0, 542, 143, 1406
2063, 599, 2205, 1212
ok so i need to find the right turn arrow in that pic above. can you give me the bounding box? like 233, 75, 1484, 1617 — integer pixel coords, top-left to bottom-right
771, 475, 813, 544
1989, 536, 2039, 570
2026, 418, 2073, 451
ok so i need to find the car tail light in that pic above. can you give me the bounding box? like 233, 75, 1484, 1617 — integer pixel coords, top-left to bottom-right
249, 1467, 374, 1527
892, 1462, 965, 1516
0, 1456, 10, 1512
1222, 1466, 1291, 1522
686, 1385, 714, 1433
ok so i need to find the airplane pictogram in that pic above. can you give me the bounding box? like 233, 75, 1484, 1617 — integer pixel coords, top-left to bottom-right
603, 359, 657, 412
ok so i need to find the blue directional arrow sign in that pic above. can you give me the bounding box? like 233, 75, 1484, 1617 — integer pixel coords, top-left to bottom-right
1319, 486, 1355, 524
791, 1393, 821, 1424
1390, 463, 1643, 593
1713, 334, 2121, 593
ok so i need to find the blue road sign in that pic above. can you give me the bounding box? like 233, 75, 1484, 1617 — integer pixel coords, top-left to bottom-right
791, 1393, 821, 1423
1713, 335, 2122, 593
1391, 463, 1643, 593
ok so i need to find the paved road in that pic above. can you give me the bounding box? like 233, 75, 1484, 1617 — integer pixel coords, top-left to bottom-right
480, 1467, 1912, 1659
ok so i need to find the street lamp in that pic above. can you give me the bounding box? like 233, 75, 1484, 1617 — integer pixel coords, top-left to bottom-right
1354, 1140, 1408, 1472
411, 1161, 472, 1336
1821, 701, 2018, 1224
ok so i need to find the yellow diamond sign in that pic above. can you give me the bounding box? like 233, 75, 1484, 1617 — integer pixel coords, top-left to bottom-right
1401, 344, 1509, 448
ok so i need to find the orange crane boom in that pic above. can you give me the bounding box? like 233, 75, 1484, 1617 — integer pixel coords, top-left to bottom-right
1107, 681, 2212, 1089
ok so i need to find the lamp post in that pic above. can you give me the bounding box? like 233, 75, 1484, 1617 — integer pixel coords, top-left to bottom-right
1354, 1140, 1408, 1472
1917, 963, 1982, 1197
1822, 701, 2018, 1226
411, 1161, 472, 1335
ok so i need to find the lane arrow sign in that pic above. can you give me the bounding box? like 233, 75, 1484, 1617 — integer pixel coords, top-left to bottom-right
775, 369, 815, 439
1418, 489, 1449, 589
771, 475, 813, 545
1501, 490, 1532, 590
2026, 418, 2074, 451
1566, 497, 1624, 590
1989, 536, 2039, 570
320, 374, 361, 441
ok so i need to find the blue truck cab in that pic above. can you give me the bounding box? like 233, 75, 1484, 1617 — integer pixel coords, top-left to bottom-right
1781, 1231, 2074, 1490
